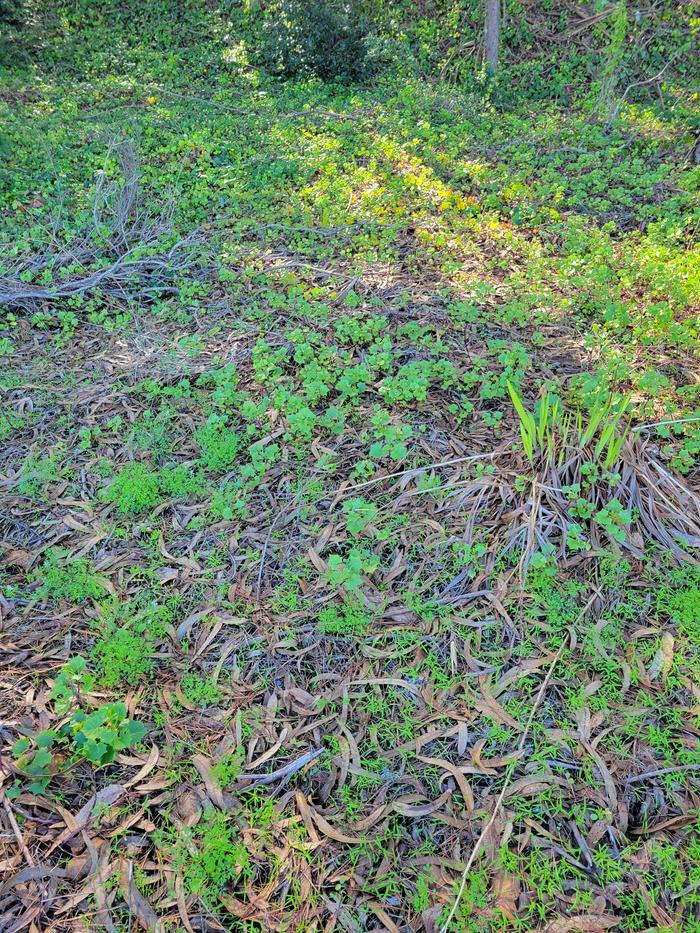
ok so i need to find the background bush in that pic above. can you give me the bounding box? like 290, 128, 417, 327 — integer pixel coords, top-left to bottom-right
249, 0, 700, 101
0, 0, 22, 23
259, 0, 387, 82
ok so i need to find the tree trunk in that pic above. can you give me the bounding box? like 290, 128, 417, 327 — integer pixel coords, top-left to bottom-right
484, 0, 500, 75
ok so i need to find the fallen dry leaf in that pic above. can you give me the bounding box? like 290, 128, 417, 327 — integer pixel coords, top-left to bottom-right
545, 915, 619, 932
491, 868, 521, 921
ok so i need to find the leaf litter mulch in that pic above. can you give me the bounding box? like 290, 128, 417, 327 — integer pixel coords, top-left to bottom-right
1, 259, 700, 932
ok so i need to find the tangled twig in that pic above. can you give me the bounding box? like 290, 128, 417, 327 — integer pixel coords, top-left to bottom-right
0, 138, 205, 310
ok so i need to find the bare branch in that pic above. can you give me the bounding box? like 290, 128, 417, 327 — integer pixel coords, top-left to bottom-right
0, 138, 205, 311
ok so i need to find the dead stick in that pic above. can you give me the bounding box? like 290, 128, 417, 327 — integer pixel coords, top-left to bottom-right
3, 795, 35, 867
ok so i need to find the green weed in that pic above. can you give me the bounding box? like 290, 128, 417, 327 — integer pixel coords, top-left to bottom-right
65, 702, 146, 766
325, 548, 379, 595
103, 462, 163, 514
33, 548, 105, 604
90, 600, 170, 687
318, 601, 374, 636
180, 672, 224, 707
169, 809, 251, 899
104, 461, 202, 513
16, 450, 62, 499
342, 497, 379, 536
196, 414, 241, 471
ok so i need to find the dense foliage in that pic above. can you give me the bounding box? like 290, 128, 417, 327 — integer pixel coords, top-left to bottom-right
258, 0, 386, 81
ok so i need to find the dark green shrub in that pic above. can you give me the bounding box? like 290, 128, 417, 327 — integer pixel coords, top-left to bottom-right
260, 0, 383, 82
0, 0, 23, 25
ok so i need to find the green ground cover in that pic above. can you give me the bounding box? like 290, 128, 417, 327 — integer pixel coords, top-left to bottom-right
1, 1, 699, 929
